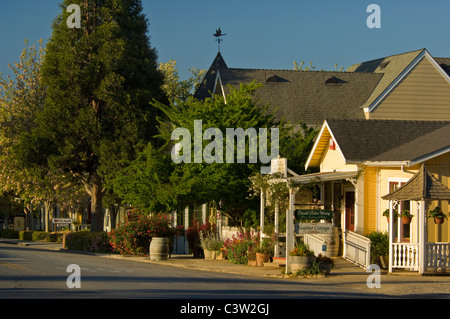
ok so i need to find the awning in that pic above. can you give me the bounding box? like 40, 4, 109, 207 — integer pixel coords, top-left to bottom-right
288, 170, 358, 185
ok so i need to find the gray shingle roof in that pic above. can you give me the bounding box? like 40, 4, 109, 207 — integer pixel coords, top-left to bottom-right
382, 165, 450, 201
194, 57, 382, 126
194, 49, 450, 127
325, 119, 450, 163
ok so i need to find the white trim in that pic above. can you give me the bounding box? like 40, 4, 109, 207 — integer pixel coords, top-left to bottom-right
362, 161, 408, 167
409, 146, 450, 167
367, 49, 450, 113
212, 70, 227, 103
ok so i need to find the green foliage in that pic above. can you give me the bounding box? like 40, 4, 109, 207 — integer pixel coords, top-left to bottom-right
0, 229, 19, 239
158, 60, 205, 102
64, 231, 113, 253
114, 81, 317, 223
428, 206, 447, 219
18, 231, 34, 241
290, 240, 315, 256
367, 231, 389, 259
32, 231, 48, 241
16, 0, 167, 231
108, 213, 175, 256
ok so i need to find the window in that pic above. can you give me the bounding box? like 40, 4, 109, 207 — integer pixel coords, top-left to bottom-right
388, 180, 411, 242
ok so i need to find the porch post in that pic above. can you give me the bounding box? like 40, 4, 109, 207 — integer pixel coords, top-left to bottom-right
274, 202, 279, 257
184, 206, 189, 255
286, 187, 297, 274
419, 200, 426, 274
389, 200, 394, 273
260, 188, 265, 242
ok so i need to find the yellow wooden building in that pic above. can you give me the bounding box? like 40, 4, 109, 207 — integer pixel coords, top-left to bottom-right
286, 49, 450, 273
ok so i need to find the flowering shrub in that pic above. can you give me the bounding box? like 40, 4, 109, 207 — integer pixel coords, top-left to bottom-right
186, 219, 216, 257
223, 231, 259, 264
65, 231, 113, 253
108, 213, 176, 256
290, 241, 315, 256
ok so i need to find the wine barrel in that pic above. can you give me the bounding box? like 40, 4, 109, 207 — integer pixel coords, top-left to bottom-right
149, 237, 169, 261
320, 227, 340, 257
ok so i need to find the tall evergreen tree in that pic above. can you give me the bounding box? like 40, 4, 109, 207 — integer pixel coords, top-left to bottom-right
21, 0, 166, 231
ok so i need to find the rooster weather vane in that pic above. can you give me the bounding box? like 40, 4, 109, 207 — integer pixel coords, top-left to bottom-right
213, 28, 226, 52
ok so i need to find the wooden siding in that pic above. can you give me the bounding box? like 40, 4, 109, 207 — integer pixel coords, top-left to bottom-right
369, 57, 450, 120
320, 145, 357, 172
426, 155, 450, 242
364, 167, 377, 234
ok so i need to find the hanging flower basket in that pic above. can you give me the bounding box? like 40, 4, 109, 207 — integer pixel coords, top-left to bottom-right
428, 206, 447, 225
401, 209, 413, 224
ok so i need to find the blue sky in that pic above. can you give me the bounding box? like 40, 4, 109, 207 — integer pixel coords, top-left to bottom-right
1, 1, 450, 80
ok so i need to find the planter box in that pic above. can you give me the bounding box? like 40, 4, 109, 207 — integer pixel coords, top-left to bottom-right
290, 255, 315, 273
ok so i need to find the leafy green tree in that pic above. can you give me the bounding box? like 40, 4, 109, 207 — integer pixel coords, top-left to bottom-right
158, 60, 205, 102
113, 82, 317, 224
0, 40, 86, 231
17, 0, 166, 231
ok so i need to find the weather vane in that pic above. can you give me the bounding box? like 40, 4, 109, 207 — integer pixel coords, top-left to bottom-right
213, 28, 226, 52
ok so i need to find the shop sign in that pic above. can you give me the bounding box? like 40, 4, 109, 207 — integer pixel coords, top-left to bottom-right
296, 222, 333, 234
52, 218, 73, 224
294, 209, 333, 220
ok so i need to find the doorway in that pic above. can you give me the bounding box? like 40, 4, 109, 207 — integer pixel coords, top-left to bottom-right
345, 191, 355, 232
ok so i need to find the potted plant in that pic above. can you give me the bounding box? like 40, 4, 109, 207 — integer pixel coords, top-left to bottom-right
401, 209, 413, 224
382, 209, 398, 223
254, 238, 274, 266
200, 232, 223, 259
289, 241, 315, 273
428, 206, 447, 225
316, 254, 335, 276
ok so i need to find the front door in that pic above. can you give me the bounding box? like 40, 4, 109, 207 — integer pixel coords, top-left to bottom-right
345, 191, 355, 232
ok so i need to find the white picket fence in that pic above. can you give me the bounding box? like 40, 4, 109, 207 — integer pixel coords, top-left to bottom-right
392, 243, 419, 270
425, 242, 450, 270
390, 242, 450, 272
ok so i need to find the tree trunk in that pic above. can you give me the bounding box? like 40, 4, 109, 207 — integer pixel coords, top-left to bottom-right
90, 174, 104, 232
109, 204, 119, 230
44, 200, 52, 232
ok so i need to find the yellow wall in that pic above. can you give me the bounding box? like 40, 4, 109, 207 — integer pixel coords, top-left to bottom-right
320, 144, 358, 172
426, 153, 450, 242
363, 167, 378, 234
372, 157, 450, 242
369, 57, 450, 120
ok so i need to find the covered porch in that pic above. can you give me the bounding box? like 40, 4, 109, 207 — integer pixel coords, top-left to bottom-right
383, 165, 450, 274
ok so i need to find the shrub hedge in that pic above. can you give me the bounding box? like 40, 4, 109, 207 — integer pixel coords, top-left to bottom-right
64, 231, 113, 253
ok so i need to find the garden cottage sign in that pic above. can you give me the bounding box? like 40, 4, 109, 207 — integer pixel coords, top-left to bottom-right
296, 222, 333, 234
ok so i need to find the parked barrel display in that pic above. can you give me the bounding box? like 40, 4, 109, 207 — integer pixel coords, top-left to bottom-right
149, 237, 169, 260
320, 227, 340, 257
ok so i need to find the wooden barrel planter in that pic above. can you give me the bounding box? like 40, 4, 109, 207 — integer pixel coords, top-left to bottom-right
320, 227, 340, 257
149, 237, 169, 261
255, 253, 270, 267
289, 255, 315, 273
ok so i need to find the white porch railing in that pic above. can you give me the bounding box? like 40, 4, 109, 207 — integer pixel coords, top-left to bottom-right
344, 230, 371, 268
392, 243, 419, 270
304, 234, 326, 256
425, 243, 450, 270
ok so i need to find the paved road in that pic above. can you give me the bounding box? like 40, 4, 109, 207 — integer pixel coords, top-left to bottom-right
0, 242, 389, 300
